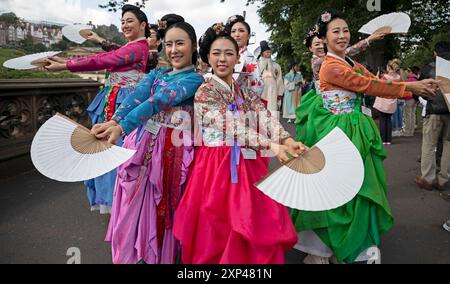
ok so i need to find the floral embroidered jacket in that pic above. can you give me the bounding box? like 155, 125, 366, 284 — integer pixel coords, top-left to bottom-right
194, 75, 290, 150
319, 53, 407, 114
99, 40, 159, 73
312, 39, 370, 83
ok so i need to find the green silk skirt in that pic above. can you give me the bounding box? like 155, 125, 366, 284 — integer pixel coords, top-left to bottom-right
290, 89, 394, 263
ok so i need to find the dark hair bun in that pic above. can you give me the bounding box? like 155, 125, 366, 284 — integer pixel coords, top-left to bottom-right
304, 26, 318, 48
158, 14, 185, 38
225, 14, 251, 35
199, 22, 231, 64
435, 41, 450, 58
316, 9, 345, 38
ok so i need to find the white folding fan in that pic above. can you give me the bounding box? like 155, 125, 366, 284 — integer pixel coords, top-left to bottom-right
31, 113, 136, 182
255, 127, 364, 211
3, 51, 62, 70
358, 12, 411, 35
436, 56, 450, 112
62, 24, 93, 44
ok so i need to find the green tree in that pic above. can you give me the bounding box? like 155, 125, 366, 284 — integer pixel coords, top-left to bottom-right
50, 38, 71, 51
99, 0, 149, 12
223, 0, 449, 76
19, 35, 47, 53
0, 12, 19, 25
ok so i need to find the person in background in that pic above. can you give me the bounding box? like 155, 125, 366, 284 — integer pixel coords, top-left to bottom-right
258, 40, 284, 113
391, 66, 407, 137
403, 66, 420, 137
282, 62, 303, 122
415, 41, 450, 192
373, 59, 402, 145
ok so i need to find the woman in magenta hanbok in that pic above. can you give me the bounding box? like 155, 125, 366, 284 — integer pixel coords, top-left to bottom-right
45, 5, 150, 214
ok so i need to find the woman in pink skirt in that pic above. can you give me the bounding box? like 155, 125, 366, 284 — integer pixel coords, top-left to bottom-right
173, 23, 307, 264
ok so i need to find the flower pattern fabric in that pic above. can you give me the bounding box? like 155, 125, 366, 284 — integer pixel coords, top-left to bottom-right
194, 75, 290, 150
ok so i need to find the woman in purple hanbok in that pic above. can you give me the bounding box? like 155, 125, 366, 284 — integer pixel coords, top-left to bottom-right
91, 17, 204, 264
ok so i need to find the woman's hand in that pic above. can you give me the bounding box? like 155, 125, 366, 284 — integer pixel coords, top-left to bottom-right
270, 138, 309, 163
48, 56, 66, 64
91, 120, 123, 144
86, 31, 105, 44
44, 58, 67, 71
405, 79, 439, 97
367, 31, 387, 43
283, 137, 309, 155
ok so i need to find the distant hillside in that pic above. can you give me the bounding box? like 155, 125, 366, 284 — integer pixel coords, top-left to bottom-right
94, 25, 127, 46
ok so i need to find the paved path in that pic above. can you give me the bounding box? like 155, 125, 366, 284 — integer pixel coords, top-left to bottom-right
1, 120, 449, 263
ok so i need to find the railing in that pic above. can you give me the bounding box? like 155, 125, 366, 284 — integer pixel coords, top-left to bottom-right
0, 78, 102, 161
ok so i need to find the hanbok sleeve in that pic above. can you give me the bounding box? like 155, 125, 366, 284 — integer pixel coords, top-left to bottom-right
66, 41, 147, 72
112, 70, 157, 123
320, 60, 407, 98
284, 73, 296, 92
117, 72, 204, 134
100, 40, 122, 52
345, 39, 370, 57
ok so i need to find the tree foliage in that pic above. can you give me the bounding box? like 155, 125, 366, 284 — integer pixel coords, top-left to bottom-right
99, 0, 149, 12
227, 0, 449, 76
0, 12, 19, 25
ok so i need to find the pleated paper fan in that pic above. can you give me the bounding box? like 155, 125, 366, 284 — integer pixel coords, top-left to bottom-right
255, 127, 364, 211
62, 24, 93, 44
436, 56, 450, 112
3, 51, 61, 70
31, 113, 136, 182
358, 12, 411, 35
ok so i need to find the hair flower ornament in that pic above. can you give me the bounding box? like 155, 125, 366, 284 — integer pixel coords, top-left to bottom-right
213, 23, 225, 35
321, 12, 332, 23
158, 20, 167, 30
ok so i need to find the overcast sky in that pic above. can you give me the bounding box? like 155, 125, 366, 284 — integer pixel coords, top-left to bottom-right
0, 0, 270, 54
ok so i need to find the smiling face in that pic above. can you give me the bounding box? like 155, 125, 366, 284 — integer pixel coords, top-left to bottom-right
309, 36, 326, 57
164, 27, 194, 70
323, 18, 350, 57
230, 22, 250, 49
121, 11, 146, 41
208, 38, 239, 84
